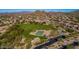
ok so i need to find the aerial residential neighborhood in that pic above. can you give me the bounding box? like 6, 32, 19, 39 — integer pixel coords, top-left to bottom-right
0, 9, 79, 49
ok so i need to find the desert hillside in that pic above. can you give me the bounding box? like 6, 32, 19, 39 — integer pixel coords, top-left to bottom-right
0, 11, 79, 49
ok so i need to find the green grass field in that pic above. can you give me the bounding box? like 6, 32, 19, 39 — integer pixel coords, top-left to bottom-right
16, 23, 56, 42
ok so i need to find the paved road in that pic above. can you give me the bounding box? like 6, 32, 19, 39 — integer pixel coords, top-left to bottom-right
34, 35, 66, 49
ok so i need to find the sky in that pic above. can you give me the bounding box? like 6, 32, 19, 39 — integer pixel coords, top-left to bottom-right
0, 9, 78, 13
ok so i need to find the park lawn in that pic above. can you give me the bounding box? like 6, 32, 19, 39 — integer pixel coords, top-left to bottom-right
16, 23, 56, 41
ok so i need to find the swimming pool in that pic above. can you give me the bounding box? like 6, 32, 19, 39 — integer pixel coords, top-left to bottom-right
35, 31, 44, 36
